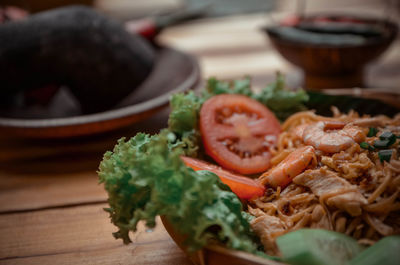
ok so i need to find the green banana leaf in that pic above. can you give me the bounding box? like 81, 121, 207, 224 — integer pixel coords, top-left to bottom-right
306, 91, 400, 117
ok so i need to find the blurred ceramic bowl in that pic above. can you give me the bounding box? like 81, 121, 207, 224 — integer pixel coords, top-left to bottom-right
263, 15, 398, 89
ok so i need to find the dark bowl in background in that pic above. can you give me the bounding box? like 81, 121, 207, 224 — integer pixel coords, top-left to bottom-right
263, 15, 398, 89
0, 0, 94, 13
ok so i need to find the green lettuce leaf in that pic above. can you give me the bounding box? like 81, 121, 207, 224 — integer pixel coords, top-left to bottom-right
202, 73, 308, 121
253, 73, 309, 121
167, 91, 202, 157
168, 91, 201, 134
98, 130, 264, 255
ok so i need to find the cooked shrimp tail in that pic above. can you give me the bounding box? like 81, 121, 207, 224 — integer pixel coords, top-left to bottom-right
259, 146, 316, 188
302, 121, 365, 153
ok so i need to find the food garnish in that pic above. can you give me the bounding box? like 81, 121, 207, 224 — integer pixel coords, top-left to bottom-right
375, 131, 397, 148
99, 131, 263, 254
378, 149, 393, 163
350, 236, 400, 265
200, 94, 281, 174
360, 130, 398, 162
367, 127, 378, 137
203, 73, 309, 121
181, 156, 265, 200
276, 229, 363, 265
98, 74, 303, 259
360, 142, 375, 151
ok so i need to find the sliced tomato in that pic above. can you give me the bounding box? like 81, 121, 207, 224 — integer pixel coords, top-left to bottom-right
200, 94, 281, 174
181, 156, 265, 200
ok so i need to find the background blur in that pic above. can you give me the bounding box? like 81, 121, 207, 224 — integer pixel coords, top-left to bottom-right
2, 0, 398, 89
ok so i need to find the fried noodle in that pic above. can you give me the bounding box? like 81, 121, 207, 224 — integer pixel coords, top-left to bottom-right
249, 109, 400, 254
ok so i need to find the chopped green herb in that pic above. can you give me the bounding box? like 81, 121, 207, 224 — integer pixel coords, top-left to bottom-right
379, 131, 396, 146
379, 131, 394, 140
367, 127, 378, 137
378, 149, 393, 163
379, 131, 396, 144
374, 139, 391, 149
360, 142, 369, 149
360, 142, 375, 151
373, 131, 396, 149
388, 137, 397, 146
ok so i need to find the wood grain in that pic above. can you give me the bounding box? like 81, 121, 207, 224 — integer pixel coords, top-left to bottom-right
0, 204, 117, 259
0, 170, 105, 213
0, 109, 171, 213
0, 242, 190, 265
0, 204, 190, 264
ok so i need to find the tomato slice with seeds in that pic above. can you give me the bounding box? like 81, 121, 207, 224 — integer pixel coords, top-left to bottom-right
200, 94, 281, 174
181, 156, 265, 200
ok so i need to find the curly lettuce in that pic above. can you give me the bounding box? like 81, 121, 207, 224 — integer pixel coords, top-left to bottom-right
167, 91, 202, 157
98, 130, 263, 254
203, 73, 308, 121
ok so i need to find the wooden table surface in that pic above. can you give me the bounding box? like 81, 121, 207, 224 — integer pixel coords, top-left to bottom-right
1, 4, 399, 264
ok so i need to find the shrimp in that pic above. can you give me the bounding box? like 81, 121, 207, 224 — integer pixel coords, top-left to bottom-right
292, 123, 309, 140
302, 121, 365, 153
350, 117, 389, 128
259, 146, 316, 188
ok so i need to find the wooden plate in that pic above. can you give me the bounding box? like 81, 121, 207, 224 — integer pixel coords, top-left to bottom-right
0, 47, 200, 138
161, 216, 283, 265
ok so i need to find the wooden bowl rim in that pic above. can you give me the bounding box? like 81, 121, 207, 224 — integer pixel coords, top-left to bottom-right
161, 216, 284, 265
0, 47, 200, 138
262, 15, 399, 49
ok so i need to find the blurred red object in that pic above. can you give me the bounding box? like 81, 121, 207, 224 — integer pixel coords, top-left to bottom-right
0, 6, 28, 23
280, 15, 301, 27
125, 18, 158, 42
